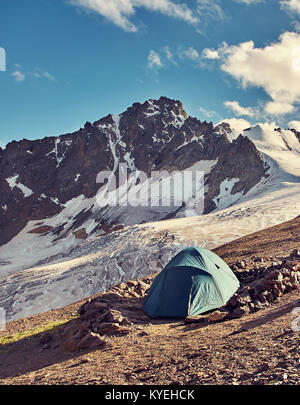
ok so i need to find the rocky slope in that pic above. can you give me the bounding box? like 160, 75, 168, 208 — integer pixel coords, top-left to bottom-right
0, 215, 299, 386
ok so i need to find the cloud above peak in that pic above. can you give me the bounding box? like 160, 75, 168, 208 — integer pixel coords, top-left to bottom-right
148, 50, 163, 69
224, 100, 256, 117
205, 31, 300, 116
289, 119, 300, 130
69, 0, 199, 32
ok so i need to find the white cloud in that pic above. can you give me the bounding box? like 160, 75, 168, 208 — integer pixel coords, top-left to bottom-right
32, 69, 55, 80
293, 20, 300, 32
224, 100, 256, 117
148, 50, 163, 69
163, 46, 178, 66
234, 0, 263, 4
197, 0, 224, 21
11, 70, 25, 82
179, 46, 200, 61
256, 121, 280, 132
202, 48, 220, 59
199, 106, 218, 119
280, 0, 300, 15
289, 120, 300, 130
42, 71, 55, 80
210, 32, 300, 116
69, 0, 199, 32
164, 46, 173, 60
264, 101, 296, 115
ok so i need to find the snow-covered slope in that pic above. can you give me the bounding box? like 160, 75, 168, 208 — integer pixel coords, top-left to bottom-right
151, 122, 300, 247
242, 124, 300, 178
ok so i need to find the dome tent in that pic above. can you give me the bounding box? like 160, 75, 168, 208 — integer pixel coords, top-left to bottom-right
142, 247, 240, 318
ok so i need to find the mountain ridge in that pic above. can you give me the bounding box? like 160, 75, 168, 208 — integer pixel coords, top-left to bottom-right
0, 96, 278, 247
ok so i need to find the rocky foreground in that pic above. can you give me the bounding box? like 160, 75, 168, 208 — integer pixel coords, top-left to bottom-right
58, 249, 300, 354
0, 217, 299, 385
0, 257, 299, 385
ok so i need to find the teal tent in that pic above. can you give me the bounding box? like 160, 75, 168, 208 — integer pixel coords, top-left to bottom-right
142, 246, 239, 318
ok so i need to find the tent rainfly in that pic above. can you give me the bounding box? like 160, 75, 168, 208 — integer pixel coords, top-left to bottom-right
142, 246, 240, 318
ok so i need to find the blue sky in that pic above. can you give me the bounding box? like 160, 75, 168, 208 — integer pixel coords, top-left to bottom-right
1, 0, 300, 147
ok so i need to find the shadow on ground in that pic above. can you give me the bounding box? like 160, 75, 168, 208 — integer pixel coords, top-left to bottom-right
0, 293, 155, 379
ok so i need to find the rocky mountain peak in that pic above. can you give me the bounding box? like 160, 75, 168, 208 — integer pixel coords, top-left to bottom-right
123, 96, 188, 119
0, 97, 272, 249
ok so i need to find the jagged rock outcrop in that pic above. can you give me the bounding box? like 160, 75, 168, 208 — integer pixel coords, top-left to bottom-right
204, 134, 269, 212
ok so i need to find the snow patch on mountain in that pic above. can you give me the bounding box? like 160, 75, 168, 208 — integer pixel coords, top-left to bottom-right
213, 178, 242, 210
6, 175, 34, 198
242, 125, 300, 179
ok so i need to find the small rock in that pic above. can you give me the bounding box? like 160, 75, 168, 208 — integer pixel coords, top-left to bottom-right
257, 363, 269, 372
77, 332, 106, 350
138, 330, 150, 337
127, 280, 139, 287
63, 337, 80, 352
230, 306, 250, 319
227, 295, 240, 309
120, 317, 133, 326
184, 315, 206, 324
257, 291, 268, 303
106, 309, 123, 323
290, 248, 300, 258
97, 322, 121, 335
209, 310, 228, 322
237, 260, 247, 269
93, 302, 109, 311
